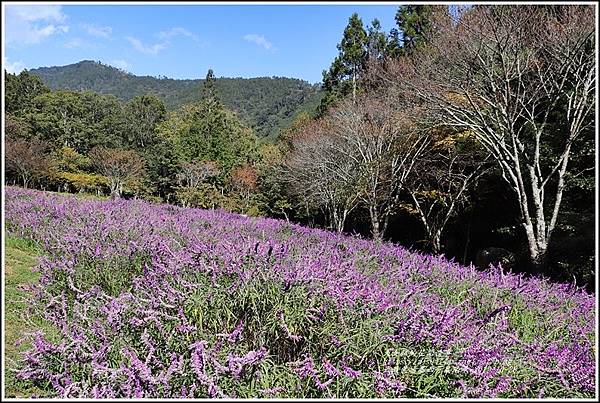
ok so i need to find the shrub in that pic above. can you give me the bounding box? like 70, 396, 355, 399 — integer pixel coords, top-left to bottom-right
175, 184, 225, 209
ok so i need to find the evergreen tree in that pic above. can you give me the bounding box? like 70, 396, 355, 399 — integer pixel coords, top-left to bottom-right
24, 91, 119, 153
201, 68, 218, 102
317, 57, 345, 116
395, 5, 444, 54
385, 28, 403, 58
121, 94, 166, 149
339, 13, 368, 102
366, 19, 387, 61
140, 139, 179, 200
159, 102, 257, 180
5, 70, 50, 115
318, 13, 368, 114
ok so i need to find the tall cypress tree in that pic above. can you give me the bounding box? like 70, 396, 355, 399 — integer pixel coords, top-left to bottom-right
318, 13, 368, 115
201, 68, 219, 102
385, 28, 403, 58
339, 13, 368, 102
366, 18, 387, 62
395, 5, 442, 54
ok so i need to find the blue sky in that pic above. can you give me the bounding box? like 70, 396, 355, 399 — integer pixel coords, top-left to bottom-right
3, 3, 401, 84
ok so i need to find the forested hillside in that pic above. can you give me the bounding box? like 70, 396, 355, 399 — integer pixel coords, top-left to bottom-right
29, 60, 322, 139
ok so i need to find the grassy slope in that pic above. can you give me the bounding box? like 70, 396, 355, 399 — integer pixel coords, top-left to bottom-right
3, 237, 56, 398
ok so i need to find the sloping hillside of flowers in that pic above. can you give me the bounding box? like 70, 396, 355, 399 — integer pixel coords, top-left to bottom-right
4, 187, 596, 398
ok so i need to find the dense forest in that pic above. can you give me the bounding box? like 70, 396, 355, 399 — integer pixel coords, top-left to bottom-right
4, 5, 595, 291
29, 60, 322, 139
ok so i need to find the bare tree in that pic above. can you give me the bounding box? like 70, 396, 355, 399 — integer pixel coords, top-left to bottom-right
284, 93, 431, 238
89, 147, 145, 199
176, 160, 220, 188
404, 131, 489, 254
384, 5, 595, 270
284, 119, 362, 233
5, 138, 50, 188
328, 94, 430, 240
231, 163, 259, 214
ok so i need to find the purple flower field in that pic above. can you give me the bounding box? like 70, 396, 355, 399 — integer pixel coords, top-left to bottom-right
4, 187, 596, 398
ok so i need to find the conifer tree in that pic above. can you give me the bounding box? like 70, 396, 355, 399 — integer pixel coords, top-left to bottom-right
366, 19, 387, 61
395, 5, 446, 54
339, 13, 368, 102
201, 68, 218, 102
318, 13, 368, 114
385, 28, 403, 58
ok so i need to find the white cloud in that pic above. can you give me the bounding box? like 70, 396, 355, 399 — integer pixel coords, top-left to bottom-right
5, 5, 69, 45
243, 34, 275, 52
125, 36, 168, 55
81, 23, 112, 39
4, 58, 26, 74
158, 27, 198, 42
10, 5, 66, 22
109, 59, 131, 71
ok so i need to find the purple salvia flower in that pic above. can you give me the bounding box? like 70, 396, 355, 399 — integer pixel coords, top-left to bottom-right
342, 364, 361, 378
322, 359, 340, 377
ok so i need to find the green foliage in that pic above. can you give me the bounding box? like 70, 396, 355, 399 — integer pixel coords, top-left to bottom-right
318, 13, 367, 114
175, 184, 226, 209
366, 19, 387, 61
53, 172, 108, 195
46, 147, 106, 194
120, 94, 167, 149
256, 143, 292, 220
48, 249, 151, 299
385, 29, 403, 58
139, 139, 180, 200
5, 114, 30, 140
339, 13, 368, 73
201, 69, 218, 101
5, 70, 50, 115
46, 147, 109, 195
318, 14, 395, 115
395, 5, 438, 53
316, 84, 343, 117
23, 90, 123, 153
159, 99, 258, 178
223, 193, 264, 217
28, 60, 321, 138
51, 146, 91, 173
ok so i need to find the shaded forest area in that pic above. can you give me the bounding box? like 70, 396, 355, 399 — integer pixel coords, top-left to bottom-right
4, 5, 595, 290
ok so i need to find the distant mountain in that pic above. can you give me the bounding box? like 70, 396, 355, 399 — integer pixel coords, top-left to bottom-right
29, 60, 322, 139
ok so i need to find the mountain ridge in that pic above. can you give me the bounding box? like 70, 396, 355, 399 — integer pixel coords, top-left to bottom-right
28, 60, 322, 139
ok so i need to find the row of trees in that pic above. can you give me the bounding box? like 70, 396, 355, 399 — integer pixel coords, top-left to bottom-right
318, 6, 441, 113
282, 5, 595, 281
382, 5, 596, 270
284, 90, 488, 254
5, 69, 265, 211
